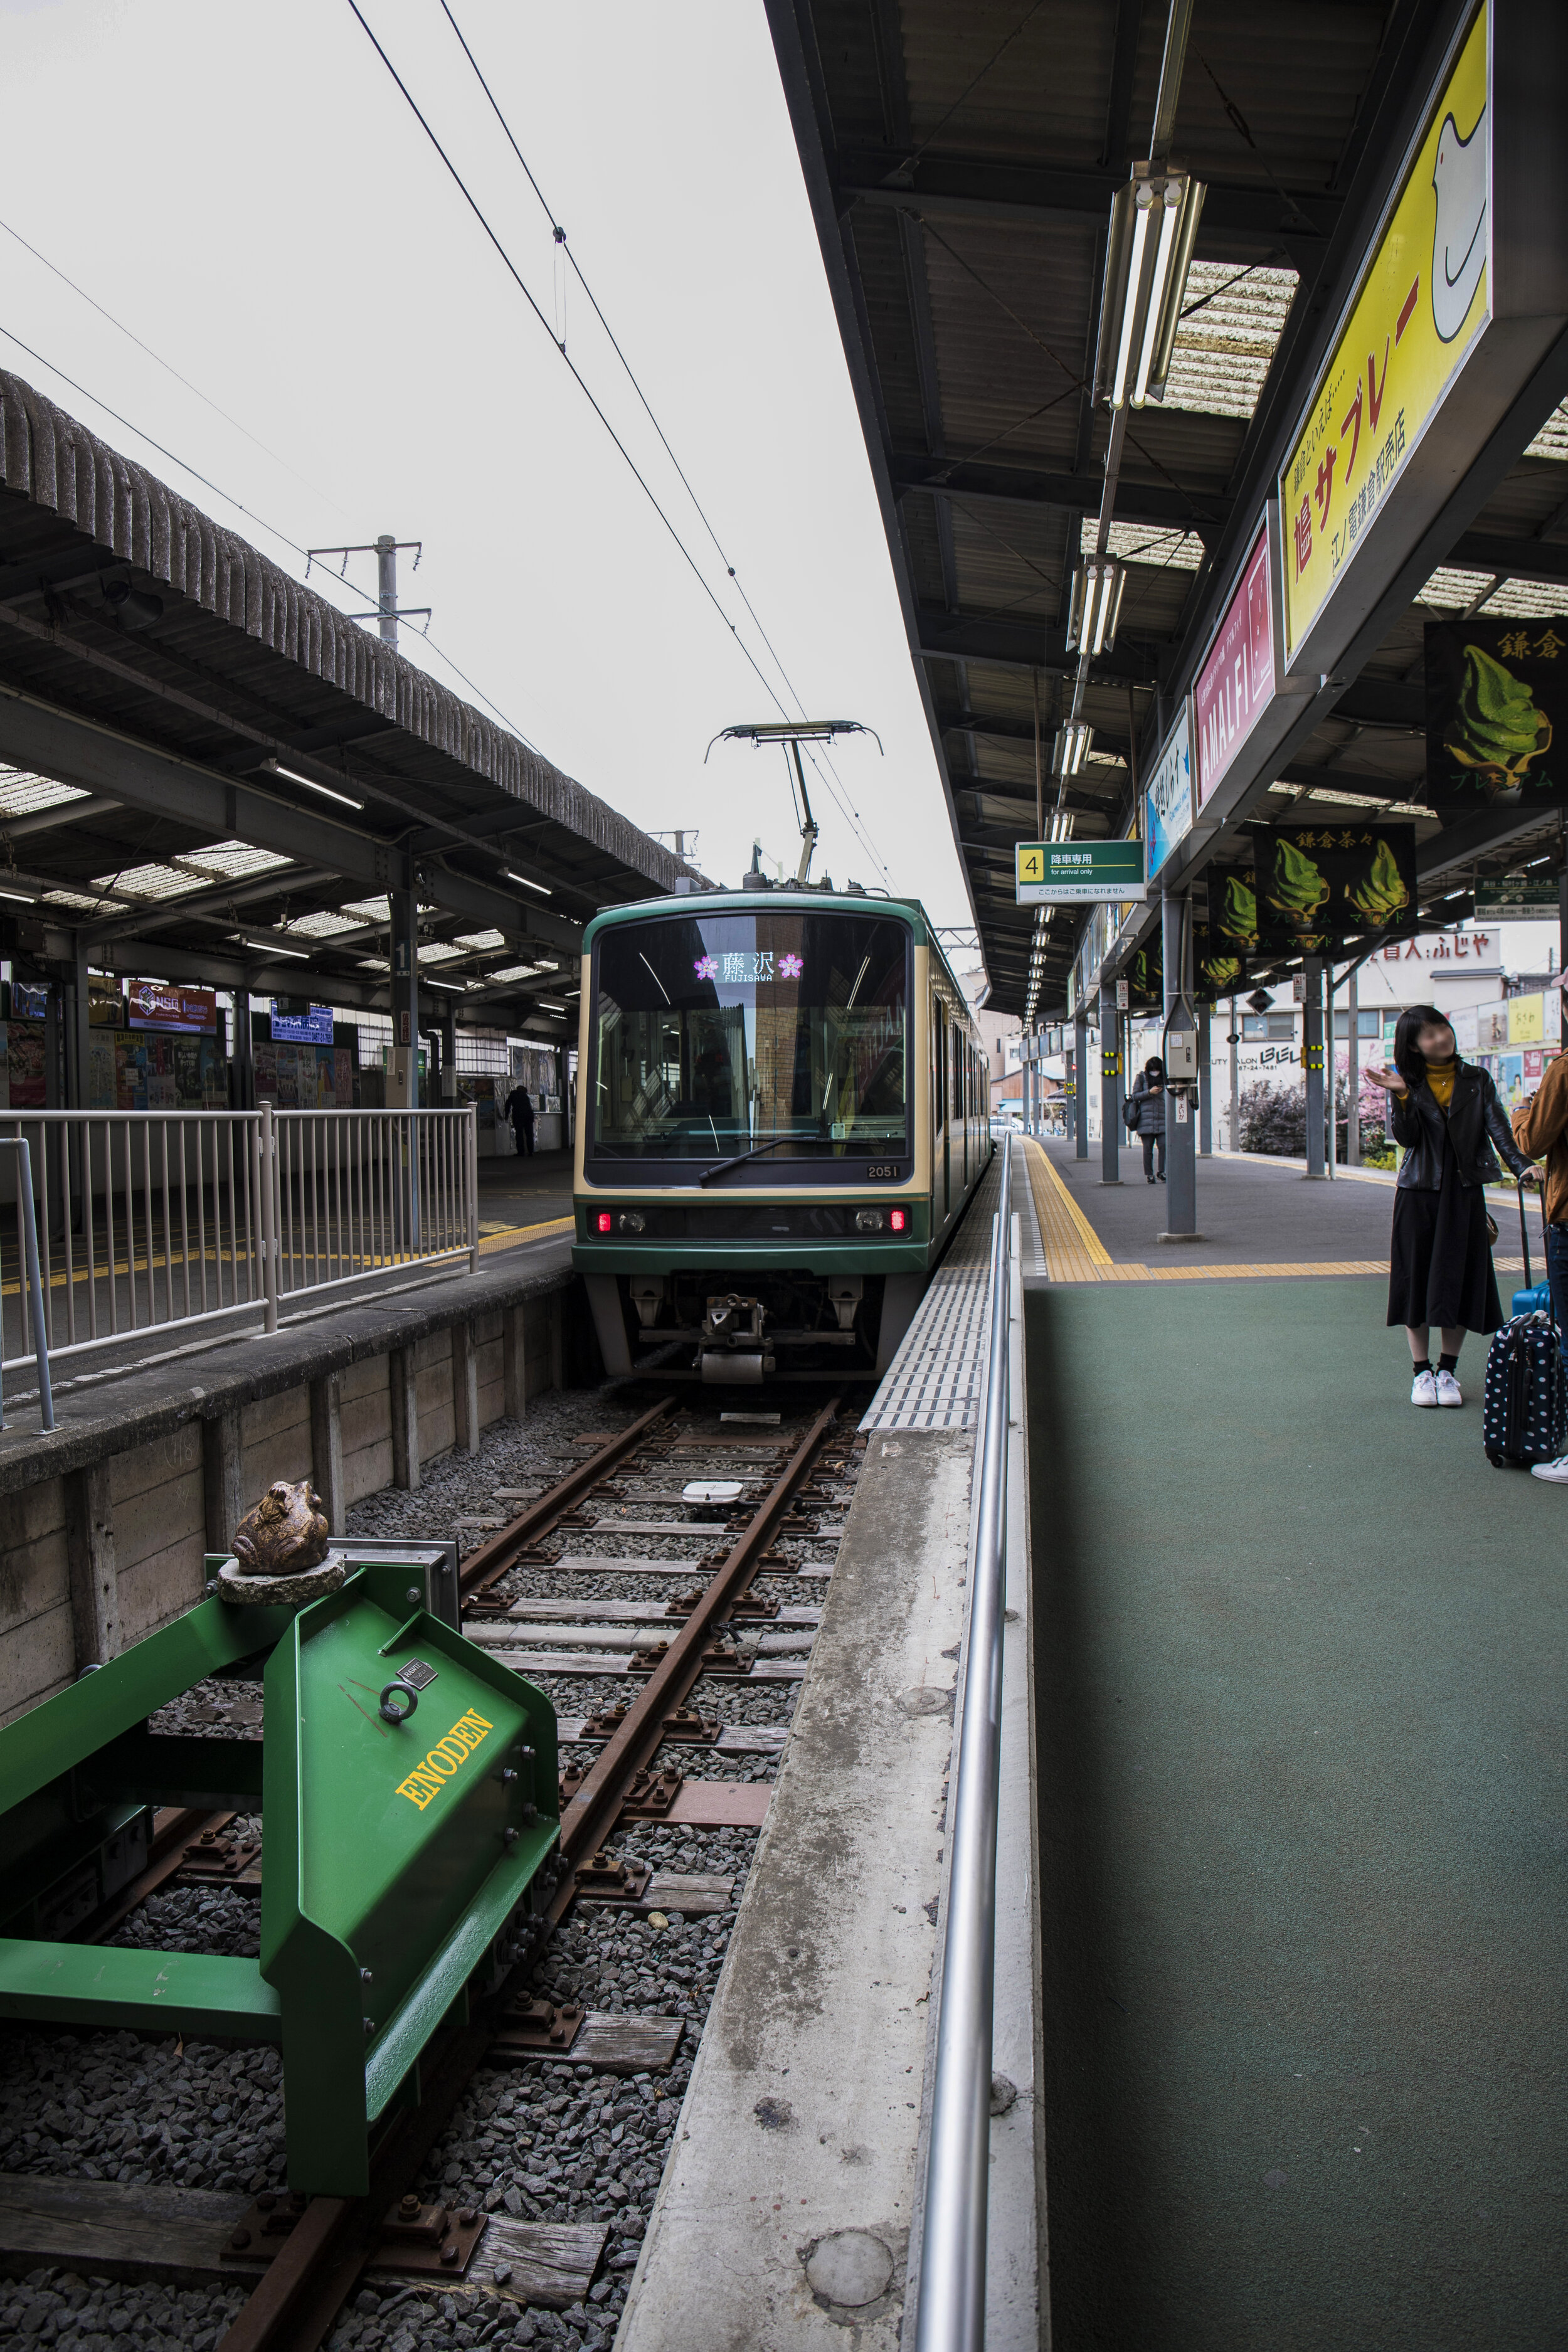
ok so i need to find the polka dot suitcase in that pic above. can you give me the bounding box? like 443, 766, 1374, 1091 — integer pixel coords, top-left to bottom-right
1485, 1186, 1566, 1466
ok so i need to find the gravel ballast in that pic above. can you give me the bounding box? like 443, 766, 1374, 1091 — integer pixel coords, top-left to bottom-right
0, 1379, 862, 2346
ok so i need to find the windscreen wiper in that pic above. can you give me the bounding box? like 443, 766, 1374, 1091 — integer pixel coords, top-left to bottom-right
698, 1136, 801, 1187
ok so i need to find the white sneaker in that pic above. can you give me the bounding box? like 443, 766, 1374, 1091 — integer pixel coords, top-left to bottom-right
1411, 1369, 1438, 1407
1530, 1456, 1568, 1483
1436, 1370, 1463, 1407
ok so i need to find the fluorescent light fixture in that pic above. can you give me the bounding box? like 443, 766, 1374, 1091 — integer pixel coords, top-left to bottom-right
503, 869, 553, 898
537, 1001, 568, 1014
1051, 723, 1093, 779
1093, 166, 1206, 411
425, 978, 465, 993
0, 886, 36, 904
241, 938, 309, 958
1066, 560, 1128, 656
1111, 188, 1153, 408
272, 762, 363, 813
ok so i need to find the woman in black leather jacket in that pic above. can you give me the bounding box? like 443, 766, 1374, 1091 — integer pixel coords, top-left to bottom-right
1363, 1002, 1537, 1407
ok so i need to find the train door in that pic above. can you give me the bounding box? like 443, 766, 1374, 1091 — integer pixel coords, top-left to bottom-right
959, 1029, 969, 1189
940, 1011, 950, 1223
939, 1014, 950, 1219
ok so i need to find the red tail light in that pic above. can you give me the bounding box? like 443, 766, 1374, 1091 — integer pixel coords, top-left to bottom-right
889, 1209, 907, 1232
595, 1212, 612, 1234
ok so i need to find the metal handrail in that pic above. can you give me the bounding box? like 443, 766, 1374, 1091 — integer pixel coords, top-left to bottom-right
0, 1104, 479, 1395
914, 1133, 1012, 2352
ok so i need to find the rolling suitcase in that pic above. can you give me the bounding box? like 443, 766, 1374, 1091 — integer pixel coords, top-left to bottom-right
1510, 1175, 1554, 1318
1485, 1184, 1567, 1467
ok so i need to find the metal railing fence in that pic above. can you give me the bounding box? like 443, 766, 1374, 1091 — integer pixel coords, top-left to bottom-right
914, 1135, 1012, 2352
0, 1104, 478, 1380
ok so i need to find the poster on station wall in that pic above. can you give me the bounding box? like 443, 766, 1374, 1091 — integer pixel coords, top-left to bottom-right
1424, 614, 1568, 809
1144, 706, 1194, 879
1195, 521, 1276, 807
1251, 823, 1419, 951
1279, 4, 1491, 665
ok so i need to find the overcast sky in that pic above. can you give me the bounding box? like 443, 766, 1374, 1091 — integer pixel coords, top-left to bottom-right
0, 0, 971, 929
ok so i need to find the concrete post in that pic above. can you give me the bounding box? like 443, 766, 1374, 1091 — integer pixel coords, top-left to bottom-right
202, 1407, 245, 1555
66, 933, 88, 1111
441, 1010, 458, 1101
233, 985, 254, 1110
1197, 1001, 1212, 1156
309, 1373, 345, 1534
65, 1461, 119, 1668
1162, 889, 1197, 1236
504, 1302, 527, 1421
390, 1345, 420, 1490
1073, 1010, 1089, 1158
1303, 957, 1326, 1177
453, 1318, 480, 1454
1099, 992, 1121, 1183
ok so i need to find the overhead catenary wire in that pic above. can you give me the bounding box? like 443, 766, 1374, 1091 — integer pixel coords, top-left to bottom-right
0, 322, 546, 756
0, 216, 356, 522
393, 0, 893, 885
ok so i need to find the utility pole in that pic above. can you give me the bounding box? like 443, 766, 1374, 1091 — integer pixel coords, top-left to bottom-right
307, 536, 429, 649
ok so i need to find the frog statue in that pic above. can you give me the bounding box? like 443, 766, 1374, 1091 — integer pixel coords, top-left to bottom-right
233, 1479, 332, 1576
220, 1478, 344, 1606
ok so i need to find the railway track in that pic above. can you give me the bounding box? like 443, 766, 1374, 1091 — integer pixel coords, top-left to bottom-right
1, 1391, 862, 2349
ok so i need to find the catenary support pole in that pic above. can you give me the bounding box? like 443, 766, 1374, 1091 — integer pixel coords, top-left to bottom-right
376, 534, 398, 649
1197, 1000, 1212, 1156
1162, 888, 1197, 1235
1074, 1009, 1089, 1159
1099, 991, 1121, 1182
1303, 957, 1326, 1178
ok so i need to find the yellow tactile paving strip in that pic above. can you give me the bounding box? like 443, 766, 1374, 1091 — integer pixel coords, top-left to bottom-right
1020, 1140, 1387, 1285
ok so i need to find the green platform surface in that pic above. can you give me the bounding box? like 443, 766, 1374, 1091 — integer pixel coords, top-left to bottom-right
1029, 1278, 1568, 2351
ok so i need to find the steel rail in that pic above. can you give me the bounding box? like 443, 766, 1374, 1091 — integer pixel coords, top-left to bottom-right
553, 1393, 843, 1887
913, 1139, 1012, 2352
218, 1395, 844, 2350
458, 1395, 675, 1596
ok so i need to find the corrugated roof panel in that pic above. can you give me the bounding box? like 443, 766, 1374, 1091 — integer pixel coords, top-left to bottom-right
1079, 518, 1204, 569
91, 861, 209, 902
899, 0, 1116, 169
923, 220, 1096, 468
0, 771, 87, 817
177, 840, 293, 880
1419, 567, 1568, 620
1165, 262, 1299, 420
1527, 401, 1568, 462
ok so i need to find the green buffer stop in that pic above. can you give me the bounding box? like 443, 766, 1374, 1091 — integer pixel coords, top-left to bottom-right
0, 1555, 559, 2196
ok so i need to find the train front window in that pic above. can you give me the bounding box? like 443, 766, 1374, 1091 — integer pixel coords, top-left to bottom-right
590, 912, 909, 1163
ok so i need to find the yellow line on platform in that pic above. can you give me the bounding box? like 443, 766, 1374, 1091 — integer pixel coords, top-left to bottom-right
476, 1214, 574, 1256
1020, 1138, 1111, 1281
1021, 1140, 1388, 1285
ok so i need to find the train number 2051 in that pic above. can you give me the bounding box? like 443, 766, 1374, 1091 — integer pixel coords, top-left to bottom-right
867, 1163, 900, 1180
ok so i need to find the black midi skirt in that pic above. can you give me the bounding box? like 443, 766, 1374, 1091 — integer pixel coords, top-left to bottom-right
1387, 1146, 1503, 1333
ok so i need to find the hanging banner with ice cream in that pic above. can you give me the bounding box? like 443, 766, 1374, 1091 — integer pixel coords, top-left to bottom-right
1424, 615, 1568, 809
1232, 825, 1420, 955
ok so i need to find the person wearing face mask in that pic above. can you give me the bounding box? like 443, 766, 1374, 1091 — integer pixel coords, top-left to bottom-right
1362, 1002, 1538, 1407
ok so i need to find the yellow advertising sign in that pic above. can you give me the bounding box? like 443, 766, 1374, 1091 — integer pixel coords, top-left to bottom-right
1508, 992, 1544, 1045
1280, 4, 1490, 660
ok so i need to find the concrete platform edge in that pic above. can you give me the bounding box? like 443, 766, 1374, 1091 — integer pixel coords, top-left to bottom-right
615, 1421, 976, 2352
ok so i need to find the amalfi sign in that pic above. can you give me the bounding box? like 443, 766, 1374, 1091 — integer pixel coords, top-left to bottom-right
1016, 840, 1147, 906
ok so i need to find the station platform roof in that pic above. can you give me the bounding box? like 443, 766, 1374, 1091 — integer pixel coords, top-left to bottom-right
0, 369, 700, 1035
768, 0, 1568, 1017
